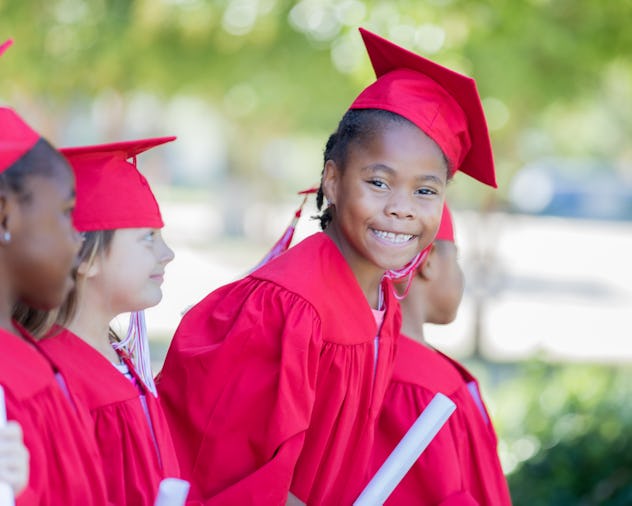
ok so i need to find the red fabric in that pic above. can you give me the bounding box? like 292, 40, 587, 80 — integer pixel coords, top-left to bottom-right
0, 108, 40, 173
38, 329, 182, 506
156, 232, 402, 505
0, 327, 109, 506
435, 203, 455, 242
61, 136, 175, 231
350, 28, 496, 188
370, 336, 512, 505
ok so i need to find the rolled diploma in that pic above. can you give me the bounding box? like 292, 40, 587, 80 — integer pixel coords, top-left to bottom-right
354, 392, 456, 506
0, 386, 15, 506
154, 477, 191, 506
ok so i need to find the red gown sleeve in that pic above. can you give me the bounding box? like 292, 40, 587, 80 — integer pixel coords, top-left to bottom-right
373, 379, 469, 505
39, 332, 182, 506
371, 337, 511, 506
156, 278, 323, 505
1, 329, 110, 506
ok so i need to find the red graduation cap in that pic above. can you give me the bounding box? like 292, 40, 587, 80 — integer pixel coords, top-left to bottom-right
350, 28, 496, 188
0, 39, 13, 57
61, 136, 176, 232
435, 202, 455, 242
0, 107, 40, 173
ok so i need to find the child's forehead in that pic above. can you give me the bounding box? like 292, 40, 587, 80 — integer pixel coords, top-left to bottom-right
21, 167, 75, 203
348, 121, 446, 164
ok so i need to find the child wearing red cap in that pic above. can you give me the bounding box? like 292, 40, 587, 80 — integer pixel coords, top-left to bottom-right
0, 42, 29, 502
0, 107, 110, 505
157, 31, 493, 504
156, 27, 496, 505
370, 204, 512, 505
14, 137, 184, 505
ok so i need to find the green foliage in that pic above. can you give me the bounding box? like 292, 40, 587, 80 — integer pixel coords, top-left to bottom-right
2, 0, 631, 202
492, 361, 632, 505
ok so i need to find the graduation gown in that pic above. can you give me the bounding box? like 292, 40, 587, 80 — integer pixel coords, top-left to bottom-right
38, 329, 182, 506
0, 326, 109, 506
370, 335, 512, 505
156, 232, 402, 505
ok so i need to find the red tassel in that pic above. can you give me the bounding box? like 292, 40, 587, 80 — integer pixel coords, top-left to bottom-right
251, 187, 317, 271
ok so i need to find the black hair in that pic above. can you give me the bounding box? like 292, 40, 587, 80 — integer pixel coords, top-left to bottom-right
0, 138, 70, 197
314, 109, 451, 230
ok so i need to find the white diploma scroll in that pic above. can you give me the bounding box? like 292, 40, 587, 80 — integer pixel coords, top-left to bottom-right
154, 477, 191, 506
0, 386, 15, 506
354, 392, 456, 506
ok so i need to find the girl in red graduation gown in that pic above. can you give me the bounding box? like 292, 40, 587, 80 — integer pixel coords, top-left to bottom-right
0, 107, 110, 505
156, 28, 496, 505
370, 204, 512, 505
14, 138, 185, 505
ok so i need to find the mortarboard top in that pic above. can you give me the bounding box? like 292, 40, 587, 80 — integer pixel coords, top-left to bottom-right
0, 39, 13, 57
61, 136, 176, 232
0, 107, 40, 173
434, 202, 455, 243
350, 28, 496, 188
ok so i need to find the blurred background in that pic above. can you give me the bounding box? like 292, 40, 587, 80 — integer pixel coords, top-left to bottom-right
2, 1, 632, 503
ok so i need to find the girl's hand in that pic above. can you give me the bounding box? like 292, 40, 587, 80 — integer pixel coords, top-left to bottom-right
0, 422, 29, 495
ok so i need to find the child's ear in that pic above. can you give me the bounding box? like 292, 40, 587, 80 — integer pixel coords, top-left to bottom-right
321, 159, 340, 207
76, 257, 99, 278
0, 191, 17, 243
0, 192, 8, 232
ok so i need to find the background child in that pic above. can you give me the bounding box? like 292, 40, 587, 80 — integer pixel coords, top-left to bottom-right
370, 203, 512, 505
15, 137, 183, 506
156, 27, 494, 505
0, 107, 109, 505
0, 40, 29, 501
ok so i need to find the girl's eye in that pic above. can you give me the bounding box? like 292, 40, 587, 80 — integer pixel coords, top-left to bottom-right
143, 230, 157, 242
369, 179, 388, 189
416, 187, 438, 196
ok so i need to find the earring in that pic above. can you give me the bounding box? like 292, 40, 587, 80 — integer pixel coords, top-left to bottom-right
2, 231, 10, 243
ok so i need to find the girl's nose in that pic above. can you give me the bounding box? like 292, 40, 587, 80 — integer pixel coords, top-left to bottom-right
385, 190, 416, 219
159, 237, 175, 264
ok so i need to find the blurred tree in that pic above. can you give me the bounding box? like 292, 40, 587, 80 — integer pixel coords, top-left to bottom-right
2, 0, 631, 201
493, 362, 632, 505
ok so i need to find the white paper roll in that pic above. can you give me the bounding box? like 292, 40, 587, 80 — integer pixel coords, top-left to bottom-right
0, 386, 15, 506
0, 386, 7, 425
0, 485, 14, 506
354, 392, 456, 506
154, 477, 190, 506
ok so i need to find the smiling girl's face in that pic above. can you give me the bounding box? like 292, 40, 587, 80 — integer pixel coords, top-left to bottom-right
87, 228, 174, 316
322, 118, 447, 289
